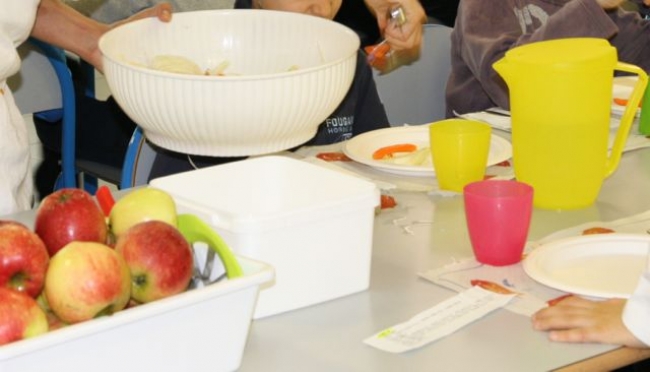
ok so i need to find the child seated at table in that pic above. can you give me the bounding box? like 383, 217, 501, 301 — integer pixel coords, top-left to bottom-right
147, 0, 392, 179
445, 0, 650, 118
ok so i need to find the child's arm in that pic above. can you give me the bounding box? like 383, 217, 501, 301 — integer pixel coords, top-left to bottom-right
31, 0, 172, 71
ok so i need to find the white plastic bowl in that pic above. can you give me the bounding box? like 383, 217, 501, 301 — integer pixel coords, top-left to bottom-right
99, 9, 359, 156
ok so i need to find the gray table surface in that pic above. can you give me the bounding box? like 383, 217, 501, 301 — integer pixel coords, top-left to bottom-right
238, 145, 650, 371
6, 135, 648, 371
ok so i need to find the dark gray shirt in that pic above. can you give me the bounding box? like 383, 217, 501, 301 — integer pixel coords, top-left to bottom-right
446, 0, 650, 117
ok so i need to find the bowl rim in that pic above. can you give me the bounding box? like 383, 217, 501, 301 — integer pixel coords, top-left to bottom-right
98, 9, 361, 81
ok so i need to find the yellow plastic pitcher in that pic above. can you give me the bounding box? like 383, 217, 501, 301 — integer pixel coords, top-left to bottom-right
493, 38, 648, 210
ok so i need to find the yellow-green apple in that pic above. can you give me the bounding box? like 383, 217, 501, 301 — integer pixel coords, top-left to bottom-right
0, 287, 48, 345
35, 188, 108, 256
109, 188, 177, 238
115, 220, 193, 303
0, 222, 49, 298
45, 241, 131, 324
0, 220, 29, 229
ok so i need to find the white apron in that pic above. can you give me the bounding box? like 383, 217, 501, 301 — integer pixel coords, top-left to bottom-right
0, 0, 39, 216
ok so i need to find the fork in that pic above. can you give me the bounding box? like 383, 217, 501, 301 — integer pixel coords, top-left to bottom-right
189, 247, 223, 289
201, 248, 216, 282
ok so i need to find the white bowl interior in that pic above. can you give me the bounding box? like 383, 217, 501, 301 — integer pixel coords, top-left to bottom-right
99, 9, 360, 156
101, 10, 357, 77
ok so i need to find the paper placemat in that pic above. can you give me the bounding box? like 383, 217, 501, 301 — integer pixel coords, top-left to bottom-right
420, 209, 650, 316
529, 209, 650, 247
419, 258, 564, 317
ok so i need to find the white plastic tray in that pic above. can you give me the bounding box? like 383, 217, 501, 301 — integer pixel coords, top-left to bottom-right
0, 257, 273, 372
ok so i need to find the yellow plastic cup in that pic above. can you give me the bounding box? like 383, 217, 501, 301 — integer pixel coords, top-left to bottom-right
429, 119, 492, 192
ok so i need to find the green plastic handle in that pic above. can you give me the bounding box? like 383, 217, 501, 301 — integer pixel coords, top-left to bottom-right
177, 214, 244, 279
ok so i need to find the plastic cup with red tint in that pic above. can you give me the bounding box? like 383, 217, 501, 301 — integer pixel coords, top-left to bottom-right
463, 180, 534, 266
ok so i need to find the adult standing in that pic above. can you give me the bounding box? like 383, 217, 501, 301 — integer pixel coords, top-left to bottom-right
0, 0, 40, 215
0, 0, 170, 216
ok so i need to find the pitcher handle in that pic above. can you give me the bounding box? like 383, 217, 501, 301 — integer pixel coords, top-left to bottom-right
606, 62, 648, 177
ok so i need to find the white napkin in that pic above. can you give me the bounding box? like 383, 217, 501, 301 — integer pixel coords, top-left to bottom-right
418, 258, 565, 317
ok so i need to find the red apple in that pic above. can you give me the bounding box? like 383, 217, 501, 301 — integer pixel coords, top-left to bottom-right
0, 222, 49, 297
115, 220, 193, 303
44, 241, 131, 324
35, 188, 108, 256
0, 287, 48, 345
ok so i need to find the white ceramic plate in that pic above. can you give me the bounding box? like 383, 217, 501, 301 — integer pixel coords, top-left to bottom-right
342, 125, 512, 177
523, 234, 650, 299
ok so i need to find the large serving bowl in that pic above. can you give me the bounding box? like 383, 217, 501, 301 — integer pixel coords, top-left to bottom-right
99, 10, 359, 156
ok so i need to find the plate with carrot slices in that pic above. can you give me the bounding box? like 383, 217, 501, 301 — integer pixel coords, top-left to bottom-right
342, 125, 512, 177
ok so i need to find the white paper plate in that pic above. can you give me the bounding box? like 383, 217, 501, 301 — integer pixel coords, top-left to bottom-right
342, 125, 512, 177
523, 234, 650, 299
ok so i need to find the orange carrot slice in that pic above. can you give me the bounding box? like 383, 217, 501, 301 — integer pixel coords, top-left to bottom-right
613, 98, 642, 108
372, 143, 417, 160
96, 185, 116, 217
470, 279, 517, 295
380, 194, 397, 209
546, 294, 573, 307
316, 152, 351, 162
582, 227, 615, 235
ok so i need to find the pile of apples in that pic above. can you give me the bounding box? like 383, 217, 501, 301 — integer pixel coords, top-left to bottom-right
0, 187, 195, 346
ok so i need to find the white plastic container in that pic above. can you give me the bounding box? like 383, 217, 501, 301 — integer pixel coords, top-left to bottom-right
0, 257, 273, 372
150, 156, 379, 318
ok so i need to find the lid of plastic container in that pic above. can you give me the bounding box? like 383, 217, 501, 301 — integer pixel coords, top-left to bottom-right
150, 156, 379, 233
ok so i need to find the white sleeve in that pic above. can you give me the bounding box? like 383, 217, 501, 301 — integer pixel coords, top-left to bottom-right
622, 272, 650, 347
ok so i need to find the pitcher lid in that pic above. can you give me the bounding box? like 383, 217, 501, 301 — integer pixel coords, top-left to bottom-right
505, 38, 616, 68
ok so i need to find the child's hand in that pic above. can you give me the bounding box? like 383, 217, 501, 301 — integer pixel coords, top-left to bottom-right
364, 0, 425, 52
532, 295, 647, 348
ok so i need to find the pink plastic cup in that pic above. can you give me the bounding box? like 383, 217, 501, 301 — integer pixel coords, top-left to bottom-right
463, 180, 534, 266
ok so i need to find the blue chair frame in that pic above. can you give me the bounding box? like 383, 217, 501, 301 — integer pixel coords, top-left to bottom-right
120, 126, 157, 189
29, 39, 79, 190
27, 39, 150, 194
